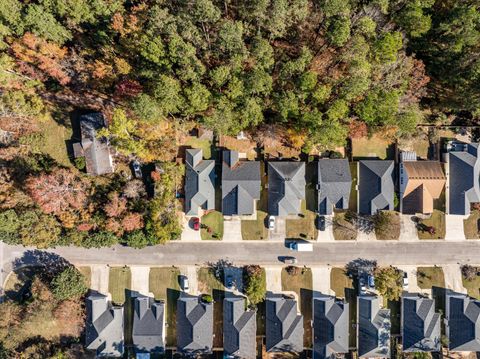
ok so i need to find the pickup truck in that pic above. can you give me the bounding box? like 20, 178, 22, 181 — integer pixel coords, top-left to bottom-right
288, 242, 313, 252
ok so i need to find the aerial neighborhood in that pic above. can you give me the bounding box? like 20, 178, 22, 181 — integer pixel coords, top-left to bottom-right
1, 0, 480, 358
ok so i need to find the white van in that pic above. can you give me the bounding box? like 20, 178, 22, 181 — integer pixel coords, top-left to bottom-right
288, 242, 313, 252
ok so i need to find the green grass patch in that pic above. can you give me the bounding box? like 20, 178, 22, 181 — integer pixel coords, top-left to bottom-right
108, 267, 132, 305
281, 267, 313, 348
417, 210, 446, 239
285, 200, 318, 240
149, 267, 181, 346
463, 275, 480, 299
352, 134, 394, 160
201, 211, 224, 240
464, 210, 480, 239
241, 210, 268, 240
77, 266, 91, 288
333, 211, 357, 240
184, 136, 212, 159
416, 267, 445, 290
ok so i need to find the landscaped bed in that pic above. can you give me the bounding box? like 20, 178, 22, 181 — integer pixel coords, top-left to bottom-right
416, 266, 445, 289
375, 211, 400, 240
108, 267, 132, 305
201, 210, 224, 240
333, 211, 357, 240
285, 201, 317, 240
464, 210, 480, 239
417, 210, 446, 239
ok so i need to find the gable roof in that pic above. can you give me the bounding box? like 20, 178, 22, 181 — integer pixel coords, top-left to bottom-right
222, 150, 261, 216
132, 295, 165, 354
446, 291, 480, 351
223, 296, 257, 358
266, 293, 304, 353
401, 161, 445, 214
313, 295, 349, 359
77, 113, 114, 176
358, 161, 394, 215
358, 295, 391, 358
176, 293, 213, 355
402, 293, 441, 352
268, 162, 306, 216
447, 143, 480, 215
317, 159, 352, 215
85, 293, 124, 357
185, 149, 216, 216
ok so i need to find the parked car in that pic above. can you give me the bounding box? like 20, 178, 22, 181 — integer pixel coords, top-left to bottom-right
282, 256, 298, 264
268, 215, 275, 230
192, 217, 200, 231
180, 275, 190, 293
359, 277, 367, 295
403, 272, 409, 289
131, 160, 142, 179
225, 275, 234, 289
368, 275, 375, 289
289, 241, 313, 251
316, 215, 326, 231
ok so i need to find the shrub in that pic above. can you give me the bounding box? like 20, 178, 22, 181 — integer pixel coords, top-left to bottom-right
462, 265, 479, 281
122, 230, 149, 249
51, 266, 88, 301
285, 266, 302, 276
74, 157, 86, 170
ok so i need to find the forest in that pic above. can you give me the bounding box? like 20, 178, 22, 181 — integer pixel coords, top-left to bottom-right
0, 0, 479, 248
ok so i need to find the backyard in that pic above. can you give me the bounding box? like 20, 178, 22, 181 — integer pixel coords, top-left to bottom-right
184, 136, 213, 159
281, 267, 313, 348
351, 134, 394, 160
333, 211, 357, 240
464, 210, 480, 239
285, 200, 317, 240
201, 210, 224, 240
108, 267, 132, 305
417, 210, 446, 239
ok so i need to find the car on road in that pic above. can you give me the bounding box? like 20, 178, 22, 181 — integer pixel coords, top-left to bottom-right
131, 160, 142, 179
180, 275, 190, 293
225, 275, 234, 289
268, 216, 275, 230
282, 256, 298, 264
368, 275, 375, 289
192, 217, 200, 231
288, 241, 313, 251
359, 277, 367, 295
403, 272, 408, 289
316, 215, 326, 231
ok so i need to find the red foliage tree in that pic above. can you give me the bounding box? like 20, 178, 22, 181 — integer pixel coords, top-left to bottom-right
104, 192, 127, 218
114, 79, 143, 98
348, 120, 368, 139
121, 212, 144, 232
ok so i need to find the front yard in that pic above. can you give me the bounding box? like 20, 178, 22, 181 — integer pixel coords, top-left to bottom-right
417, 210, 446, 239
108, 267, 132, 305
375, 211, 400, 240
333, 211, 357, 240
201, 210, 224, 240
285, 200, 317, 240
242, 183, 268, 240
416, 267, 445, 289
281, 267, 313, 348
464, 210, 480, 239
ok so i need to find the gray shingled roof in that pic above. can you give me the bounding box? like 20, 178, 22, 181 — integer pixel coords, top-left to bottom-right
132, 295, 165, 354
266, 293, 304, 353
76, 113, 114, 176
358, 295, 391, 358
222, 151, 261, 216
402, 293, 441, 352
313, 295, 349, 359
185, 149, 216, 216
358, 160, 395, 215
85, 293, 124, 357
446, 291, 480, 351
448, 143, 480, 215
223, 296, 257, 358
268, 162, 306, 216
176, 293, 213, 355
317, 159, 352, 215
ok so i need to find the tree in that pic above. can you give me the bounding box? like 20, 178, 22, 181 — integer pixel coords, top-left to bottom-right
374, 267, 403, 301
327, 16, 351, 47
51, 266, 88, 301
243, 265, 266, 306
122, 230, 149, 248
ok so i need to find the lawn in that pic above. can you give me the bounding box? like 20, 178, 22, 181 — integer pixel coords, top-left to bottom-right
149, 267, 181, 346
108, 267, 132, 305
281, 267, 313, 348
417, 210, 446, 239
349, 162, 358, 212
285, 200, 318, 240
463, 275, 480, 299
77, 266, 91, 288
416, 267, 445, 290
351, 134, 394, 160
398, 134, 430, 159
375, 211, 400, 240
201, 210, 224, 240
184, 136, 212, 159
330, 268, 356, 347
464, 210, 480, 239
333, 211, 357, 240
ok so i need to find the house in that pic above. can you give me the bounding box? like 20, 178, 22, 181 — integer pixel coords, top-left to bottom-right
73, 112, 114, 175
223, 296, 257, 359
445, 291, 480, 351
358, 160, 395, 215
401, 293, 441, 352
317, 159, 352, 215
399, 152, 446, 214
176, 293, 213, 356
268, 162, 306, 216
445, 142, 480, 215
312, 295, 349, 359
184, 149, 215, 216
132, 295, 165, 355
357, 295, 391, 358
85, 293, 124, 357
222, 150, 261, 216
266, 293, 304, 353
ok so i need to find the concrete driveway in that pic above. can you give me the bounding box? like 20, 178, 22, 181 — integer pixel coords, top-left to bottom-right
179, 266, 199, 294
265, 267, 282, 292
130, 266, 151, 296
312, 266, 334, 295
317, 215, 335, 242
443, 264, 467, 293
396, 265, 426, 294
91, 265, 109, 295
224, 267, 243, 292
223, 218, 242, 242
399, 215, 419, 241
181, 215, 202, 242
269, 217, 286, 241
445, 215, 466, 241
